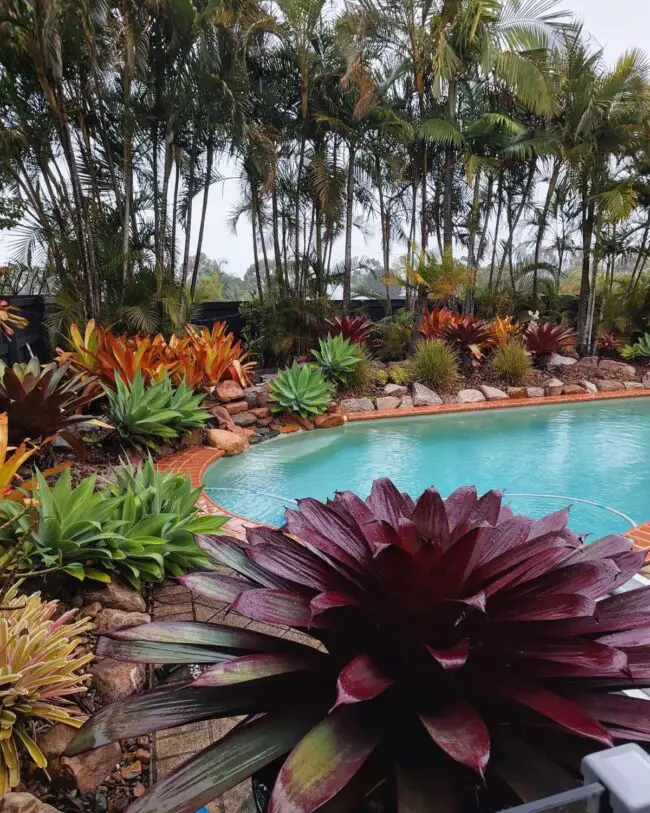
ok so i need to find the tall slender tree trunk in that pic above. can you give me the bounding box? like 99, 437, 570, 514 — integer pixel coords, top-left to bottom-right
250, 197, 264, 299
190, 138, 214, 300
121, 18, 134, 292
533, 158, 560, 301
342, 145, 356, 315
180, 130, 199, 291
376, 162, 392, 318
293, 128, 306, 292
160, 134, 174, 278
577, 177, 596, 352
489, 173, 504, 295
476, 175, 494, 265
170, 152, 181, 279
497, 160, 537, 291
152, 124, 160, 270
465, 169, 481, 312
271, 179, 283, 288
442, 80, 457, 262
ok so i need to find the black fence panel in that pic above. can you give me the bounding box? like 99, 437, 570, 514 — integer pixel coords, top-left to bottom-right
193, 299, 407, 341
0, 295, 50, 365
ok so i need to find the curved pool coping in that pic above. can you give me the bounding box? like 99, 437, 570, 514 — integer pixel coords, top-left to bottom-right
158, 388, 650, 559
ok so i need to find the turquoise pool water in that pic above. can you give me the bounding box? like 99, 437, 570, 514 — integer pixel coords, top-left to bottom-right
203, 398, 650, 538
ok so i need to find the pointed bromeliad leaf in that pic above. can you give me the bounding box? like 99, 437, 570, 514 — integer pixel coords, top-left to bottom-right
410, 488, 450, 549
499, 681, 613, 746
419, 700, 490, 777
333, 653, 394, 709
179, 572, 252, 604
128, 710, 318, 813
105, 621, 295, 653
232, 588, 314, 627
192, 652, 323, 688
426, 641, 469, 670
269, 705, 380, 813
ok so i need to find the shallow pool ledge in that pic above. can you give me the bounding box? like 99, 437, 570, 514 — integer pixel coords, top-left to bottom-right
346, 387, 650, 422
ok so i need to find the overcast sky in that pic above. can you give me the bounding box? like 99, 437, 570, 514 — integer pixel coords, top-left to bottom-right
2, 0, 648, 274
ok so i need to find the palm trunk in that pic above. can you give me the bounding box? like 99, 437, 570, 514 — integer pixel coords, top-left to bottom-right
476, 174, 494, 265
489, 173, 504, 294
497, 160, 537, 291
342, 145, 356, 315
250, 197, 264, 299
465, 169, 481, 312
180, 130, 199, 291
293, 129, 306, 292
170, 152, 181, 279
271, 180, 283, 288
152, 124, 161, 270
122, 19, 134, 291
577, 177, 596, 352
190, 139, 214, 300
533, 158, 560, 301
377, 164, 392, 318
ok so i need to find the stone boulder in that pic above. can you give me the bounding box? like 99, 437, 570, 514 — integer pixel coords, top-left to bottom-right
400, 396, 414, 409
594, 379, 622, 392
314, 413, 345, 429
215, 380, 245, 402
94, 608, 151, 634
507, 387, 527, 399
251, 407, 270, 418
376, 396, 401, 411
341, 397, 375, 413
624, 381, 644, 390
91, 658, 146, 703
643, 373, 650, 388
83, 581, 146, 613
37, 724, 121, 794
544, 378, 564, 396
548, 354, 578, 367
457, 389, 486, 404
526, 387, 545, 398
562, 384, 586, 395
224, 400, 248, 415
598, 359, 637, 378
580, 380, 598, 393
412, 383, 443, 407
243, 387, 260, 409
207, 428, 248, 455
383, 383, 408, 397
479, 385, 508, 401
232, 411, 258, 427
0, 794, 61, 813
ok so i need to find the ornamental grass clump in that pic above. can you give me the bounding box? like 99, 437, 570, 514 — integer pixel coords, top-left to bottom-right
491, 341, 533, 386
65, 480, 650, 813
408, 339, 459, 391
0, 584, 92, 794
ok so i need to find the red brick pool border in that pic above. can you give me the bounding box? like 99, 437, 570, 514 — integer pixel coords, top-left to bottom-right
157, 389, 650, 557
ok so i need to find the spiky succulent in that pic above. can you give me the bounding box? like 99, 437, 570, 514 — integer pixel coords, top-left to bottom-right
268, 361, 331, 418
67, 481, 650, 813
0, 359, 97, 449
104, 371, 209, 450
323, 316, 378, 347
311, 334, 361, 385
524, 322, 575, 364
0, 584, 92, 794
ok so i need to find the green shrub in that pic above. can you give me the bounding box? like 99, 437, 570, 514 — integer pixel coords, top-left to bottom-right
376, 322, 410, 361
491, 341, 533, 386
621, 332, 650, 360
0, 462, 223, 588
311, 335, 360, 385
269, 361, 331, 418
408, 340, 459, 392
388, 365, 411, 386
104, 371, 209, 450
343, 345, 375, 391
373, 368, 389, 386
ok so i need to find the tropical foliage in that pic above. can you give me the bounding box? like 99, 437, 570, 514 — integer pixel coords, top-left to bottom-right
323, 316, 377, 347
621, 333, 650, 361
311, 335, 361, 386
104, 372, 209, 451
420, 307, 461, 340
0, 301, 28, 337
524, 323, 576, 364
0, 359, 97, 451
269, 362, 331, 418
0, 584, 92, 794
443, 316, 497, 364
66, 482, 650, 813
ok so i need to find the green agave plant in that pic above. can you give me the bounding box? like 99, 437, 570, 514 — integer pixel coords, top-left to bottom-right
104, 371, 209, 450
621, 333, 650, 360
268, 361, 331, 418
109, 457, 225, 578
0, 462, 225, 588
311, 334, 360, 385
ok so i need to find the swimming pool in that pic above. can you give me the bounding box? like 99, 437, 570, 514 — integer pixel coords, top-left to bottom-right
203, 397, 650, 538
